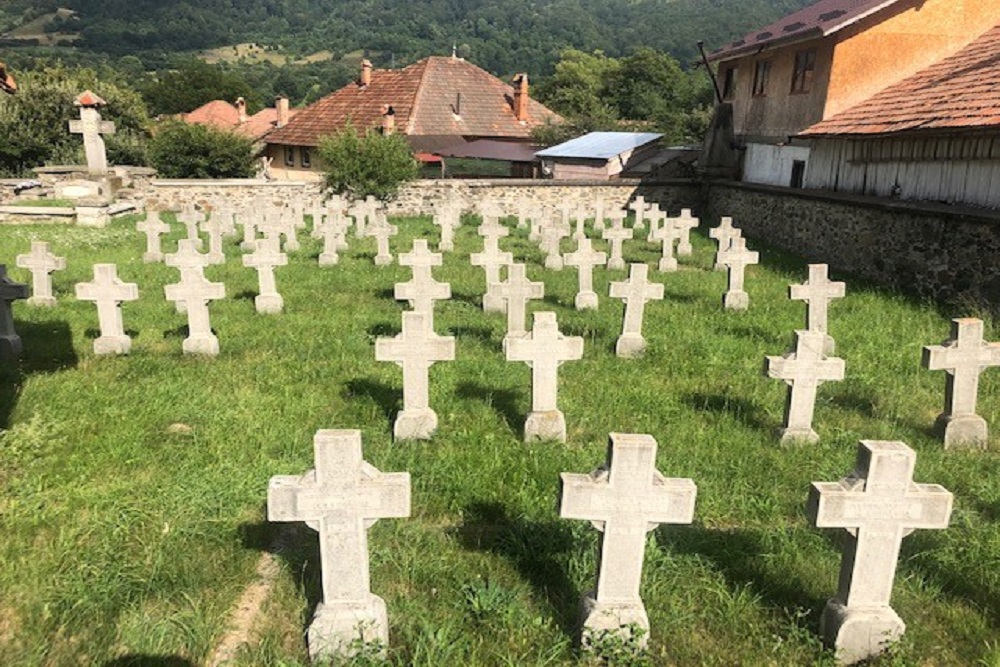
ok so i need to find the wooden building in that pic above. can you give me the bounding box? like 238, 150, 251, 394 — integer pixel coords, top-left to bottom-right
535, 132, 664, 180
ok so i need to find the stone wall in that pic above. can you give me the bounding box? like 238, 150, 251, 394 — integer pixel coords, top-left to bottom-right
148, 179, 314, 211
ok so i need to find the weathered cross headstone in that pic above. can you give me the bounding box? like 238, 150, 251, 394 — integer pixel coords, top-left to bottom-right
602, 215, 633, 271
540, 220, 570, 271
650, 216, 679, 272
921, 318, 1000, 449
15, 241, 66, 307
242, 237, 287, 314
593, 196, 607, 232
710, 217, 741, 271
628, 196, 648, 230
395, 240, 451, 332
202, 218, 227, 265
610, 263, 664, 358
268, 429, 410, 661
165, 239, 212, 315
561, 433, 696, 649
491, 263, 544, 341
240, 212, 259, 252
564, 238, 607, 310
164, 265, 225, 356
672, 209, 699, 256
0, 265, 29, 360
137, 211, 171, 263
434, 203, 461, 252
75, 264, 139, 355
807, 440, 952, 665
176, 204, 205, 251
505, 311, 583, 442
717, 236, 759, 310
68, 91, 115, 175
572, 204, 590, 240
369, 214, 398, 266
375, 311, 456, 440
790, 264, 845, 354
317, 217, 349, 266
765, 330, 845, 443
471, 236, 514, 313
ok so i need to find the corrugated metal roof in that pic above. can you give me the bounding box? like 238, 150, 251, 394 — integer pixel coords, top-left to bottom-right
535, 132, 663, 160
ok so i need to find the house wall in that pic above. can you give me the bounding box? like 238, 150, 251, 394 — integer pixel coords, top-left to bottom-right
263, 144, 324, 181
744, 144, 812, 187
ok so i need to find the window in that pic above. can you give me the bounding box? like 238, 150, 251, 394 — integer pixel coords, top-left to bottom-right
284, 146, 294, 167
790, 160, 806, 188
301, 147, 311, 168
721, 66, 737, 101
752, 60, 771, 97
791, 49, 816, 93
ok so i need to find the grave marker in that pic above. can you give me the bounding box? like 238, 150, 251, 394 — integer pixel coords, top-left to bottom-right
628, 196, 648, 230
710, 217, 741, 270
650, 216, 679, 272
202, 218, 227, 265
15, 241, 66, 307
717, 236, 759, 310
176, 204, 205, 250
68, 91, 115, 175
766, 330, 845, 443
491, 263, 544, 340
75, 264, 139, 355
471, 236, 513, 313
395, 240, 451, 331
137, 211, 171, 263
242, 237, 288, 314
672, 209, 699, 256
790, 264, 845, 354
610, 264, 664, 358
164, 266, 225, 356
540, 220, 569, 271
602, 215, 633, 271
0, 265, 29, 360
564, 238, 607, 310
369, 214, 398, 266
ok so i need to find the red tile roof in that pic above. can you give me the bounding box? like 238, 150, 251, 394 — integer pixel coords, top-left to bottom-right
236, 107, 299, 141
266, 56, 561, 147
183, 100, 242, 129
709, 0, 904, 61
800, 23, 1000, 136
74, 90, 107, 107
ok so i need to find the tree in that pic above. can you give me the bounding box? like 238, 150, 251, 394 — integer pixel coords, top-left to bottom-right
316, 124, 418, 202
140, 59, 260, 116
147, 121, 256, 178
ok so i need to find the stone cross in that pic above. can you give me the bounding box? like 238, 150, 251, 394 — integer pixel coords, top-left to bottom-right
671, 209, 699, 256
395, 240, 451, 331
281, 209, 302, 251
717, 236, 759, 310
491, 263, 544, 340
434, 204, 461, 252
790, 264, 845, 354
176, 204, 205, 251
164, 266, 225, 356
202, 218, 227, 265
505, 311, 584, 442
317, 217, 349, 267
540, 220, 570, 271
471, 237, 513, 313
710, 217, 741, 271
0, 265, 29, 360
561, 433, 696, 648
68, 91, 115, 175
644, 205, 664, 243
650, 216, 679, 272
602, 217, 633, 271
369, 215, 398, 266
572, 204, 590, 240
477, 218, 509, 248
242, 237, 288, 314
240, 212, 259, 251
628, 196, 648, 230
137, 211, 171, 263
16, 241, 66, 307
593, 196, 607, 232
165, 240, 212, 315
74, 264, 139, 355
921, 318, 1000, 449
375, 311, 456, 440
807, 440, 952, 665
564, 238, 607, 310
766, 329, 845, 443
268, 429, 410, 661
610, 263, 664, 358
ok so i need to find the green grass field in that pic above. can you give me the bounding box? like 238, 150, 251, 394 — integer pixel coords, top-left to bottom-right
1, 211, 999, 666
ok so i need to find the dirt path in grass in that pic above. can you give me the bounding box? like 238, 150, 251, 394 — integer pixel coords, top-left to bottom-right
205, 551, 282, 666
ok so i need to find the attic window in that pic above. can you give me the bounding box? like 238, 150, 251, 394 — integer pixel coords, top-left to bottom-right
819, 10, 847, 21
783, 22, 805, 32
756, 31, 773, 41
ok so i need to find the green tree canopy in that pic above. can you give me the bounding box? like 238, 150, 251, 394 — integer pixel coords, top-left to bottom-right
316, 124, 418, 202
140, 59, 261, 116
147, 121, 256, 178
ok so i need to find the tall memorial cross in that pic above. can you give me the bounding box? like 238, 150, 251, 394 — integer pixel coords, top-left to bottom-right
602, 215, 633, 271
471, 240, 514, 313
628, 196, 648, 230
561, 433, 696, 647
268, 429, 410, 660
74, 264, 139, 355
790, 264, 845, 354
164, 268, 225, 356
68, 91, 115, 175
369, 215, 398, 266
717, 236, 759, 310
807, 441, 952, 665
375, 311, 456, 440
564, 238, 607, 310
610, 263, 664, 358
650, 216, 679, 272
0, 265, 29, 360
921, 318, 1000, 449
16, 241, 66, 307
492, 263, 544, 340
242, 238, 288, 314
766, 330, 845, 443
710, 217, 741, 270
505, 311, 584, 442
137, 211, 171, 263
672, 209, 699, 256
396, 240, 450, 331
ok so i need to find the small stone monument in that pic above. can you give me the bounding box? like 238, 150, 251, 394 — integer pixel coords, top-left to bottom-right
164, 266, 225, 356
921, 318, 1000, 449
317, 216, 349, 266
540, 220, 570, 271
564, 238, 607, 310
137, 211, 171, 263
593, 196, 607, 232
470, 233, 513, 313
75, 264, 139, 355
644, 204, 664, 243
369, 214, 398, 266
491, 263, 544, 340
808, 440, 952, 665
202, 218, 227, 265
268, 429, 410, 661
505, 311, 583, 442
176, 204, 205, 251
15, 241, 66, 307
610, 264, 664, 358
790, 264, 845, 354
672, 209, 699, 256
434, 203, 461, 252
717, 236, 759, 310
710, 217, 741, 271
628, 196, 648, 230
375, 311, 456, 440
0, 265, 29, 360
572, 204, 590, 240
765, 330, 845, 443
650, 217, 679, 272
395, 240, 451, 332
602, 215, 633, 271
68, 90, 115, 176
242, 237, 288, 314
561, 433, 696, 649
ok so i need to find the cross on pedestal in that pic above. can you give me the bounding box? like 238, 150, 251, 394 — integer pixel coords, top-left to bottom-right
921, 318, 1000, 449
317, 217, 349, 266
505, 311, 583, 442
176, 204, 205, 251
137, 211, 171, 263
540, 220, 570, 271
790, 264, 845, 355
671, 209, 699, 256
242, 238, 288, 314
628, 196, 648, 230
807, 441, 952, 665
478, 218, 509, 247
765, 330, 845, 443
564, 238, 607, 310
471, 234, 514, 313
434, 204, 461, 252
717, 236, 759, 310
202, 218, 227, 265
281, 207, 302, 251
561, 432, 696, 648
644, 206, 664, 243
610, 264, 664, 358
166, 239, 212, 315
16, 241, 66, 307
710, 217, 741, 271
602, 215, 633, 271
649, 216, 679, 272
164, 268, 225, 356
75, 264, 139, 355
369, 215, 398, 266
68, 91, 115, 175
0, 265, 29, 360
268, 429, 410, 661
240, 210, 260, 251
396, 240, 450, 331
375, 311, 456, 440
593, 197, 607, 232
572, 204, 591, 240
492, 263, 544, 340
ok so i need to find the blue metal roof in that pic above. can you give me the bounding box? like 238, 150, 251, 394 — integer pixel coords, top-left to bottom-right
535, 132, 663, 160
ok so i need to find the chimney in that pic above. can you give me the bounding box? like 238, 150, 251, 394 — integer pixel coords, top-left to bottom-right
360, 59, 373, 87
235, 96, 247, 124
275, 96, 289, 128
381, 104, 396, 135
512, 73, 529, 122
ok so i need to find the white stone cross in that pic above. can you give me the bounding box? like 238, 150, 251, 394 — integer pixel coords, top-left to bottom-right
75, 264, 139, 355
790, 264, 845, 354
572, 204, 591, 240
593, 196, 607, 232
242, 237, 288, 314
766, 329, 845, 443
644, 205, 664, 243
602, 217, 633, 271
434, 204, 461, 252
628, 196, 648, 230
650, 216, 679, 272
164, 266, 225, 356
505, 311, 584, 442
0, 265, 29, 360
540, 220, 570, 271
176, 204, 205, 251
201, 218, 227, 265
922, 318, 1000, 449
564, 238, 607, 310
491, 263, 544, 340
317, 217, 349, 266
68, 92, 115, 175
671, 209, 699, 255
375, 311, 456, 440
281, 208, 302, 252
471, 238, 514, 313
610, 263, 664, 358
137, 211, 171, 263
268, 429, 410, 661
710, 217, 741, 270
807, 440, 952, 665
477, 218, 509, 247
240, 211, 259, 251
561, 433, 696, 648
395, 240, 451, 331
165, 238, 211, 278
369, 215, 398, 266
717, 236, 759, 310
16, 241, 66, 307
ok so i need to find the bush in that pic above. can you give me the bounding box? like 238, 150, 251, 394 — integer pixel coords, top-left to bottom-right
148, 121, 256, 178
316, 123, 418, 202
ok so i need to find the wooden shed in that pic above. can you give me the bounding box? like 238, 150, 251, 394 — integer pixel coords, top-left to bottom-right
535, 132, 663, 180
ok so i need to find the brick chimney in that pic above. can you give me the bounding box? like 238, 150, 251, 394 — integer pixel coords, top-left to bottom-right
275, 96, 289, 128
381, 104, 396, 135
360, 59, 373, 87
512, 73, 529, 122
235, 96, 247, 123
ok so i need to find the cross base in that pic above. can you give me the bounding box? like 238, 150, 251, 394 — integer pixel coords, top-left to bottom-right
573, 230, 586, 240
779, 425, 820, 444
483, 292, 506, 313
439, 240, 454, 252
375, 253, 393, 266
143, 251, 164, 264
821, 334, 837, 356
633, 220, 645, 230
0, 335, 23, 361
575, 291, 598, 310
183, 335, 219, 357
255, 293, 284, 314
240, 241, 257, 252
94, 335, 132, 356
820, 600, 905, 665
308, 596, 390, 662
319, 252, 340, 266
579, 593, 650, 651
677, 241, 693, 256
936, 413, 988, 450
593, 220, 606, 232
607, 258, 626, 271
723, 290, 749, 310
393, 408, 438, 441
616, 334, 647, 359
658, 257, 678, 273
27, 295, 57, 308
524, 410, 567, 443
207, 252, 225, 265
284, 239, 300, 252
545, 255, 564, 271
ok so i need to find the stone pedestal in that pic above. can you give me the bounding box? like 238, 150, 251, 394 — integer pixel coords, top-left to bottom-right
544, 254, 564, 271
183, 334, 219, 357
319, 252, 339, 266
524, 409, 566, 443
308, 596, 390, 661
575, 291, 598, 310
723, 290, 749, 310
579, 593, 650, 650
394, 408, 438, 441
936, 413, 988, 450
607, 257, 626, 271
28, 294, 57, 308
820, 601, 904, 666
615, 334, 646, 358
779, 425, 819, 444
658, 257, 677, 272
75, 204, 110, 228
94, 335, 131, 356
255, 293, 283, 314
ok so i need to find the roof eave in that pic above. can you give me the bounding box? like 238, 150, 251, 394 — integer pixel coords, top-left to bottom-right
708, 28, 824, 63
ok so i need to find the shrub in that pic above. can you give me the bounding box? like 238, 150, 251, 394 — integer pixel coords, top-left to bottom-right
148, 121, 256, 179
316, 123, 418, 202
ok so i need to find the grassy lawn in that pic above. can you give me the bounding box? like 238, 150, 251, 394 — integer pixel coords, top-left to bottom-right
1, 210, 999, 666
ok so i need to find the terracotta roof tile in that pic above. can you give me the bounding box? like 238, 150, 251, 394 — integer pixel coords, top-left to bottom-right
183, 100, 242, 129
801, 23, 1000, 136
